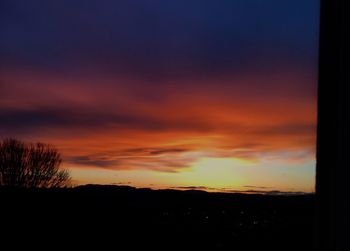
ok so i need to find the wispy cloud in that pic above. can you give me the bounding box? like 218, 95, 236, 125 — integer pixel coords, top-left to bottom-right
64, 147, 197, 172
243, 185, 273, 189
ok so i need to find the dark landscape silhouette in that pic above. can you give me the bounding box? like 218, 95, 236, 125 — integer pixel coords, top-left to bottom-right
1, 185, 315, 250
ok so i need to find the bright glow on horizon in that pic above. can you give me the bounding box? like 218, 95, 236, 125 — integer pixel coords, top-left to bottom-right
67, 153, 315, 193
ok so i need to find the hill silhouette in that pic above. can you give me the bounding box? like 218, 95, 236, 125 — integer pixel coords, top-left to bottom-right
0, 185, 315, 250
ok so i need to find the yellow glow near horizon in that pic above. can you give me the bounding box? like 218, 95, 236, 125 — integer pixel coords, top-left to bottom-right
68, 156, 255, 189
169, 157, 255, 189
193, 157, 254, 169
67, 154, 315, 193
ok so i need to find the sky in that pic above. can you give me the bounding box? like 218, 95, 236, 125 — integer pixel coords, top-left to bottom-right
0, 0, 320, 193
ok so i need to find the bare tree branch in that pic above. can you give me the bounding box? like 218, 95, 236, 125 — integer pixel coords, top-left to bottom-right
0, 138, 71, 188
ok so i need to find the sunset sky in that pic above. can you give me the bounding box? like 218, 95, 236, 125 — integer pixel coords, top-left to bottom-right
0, 1, 319, 193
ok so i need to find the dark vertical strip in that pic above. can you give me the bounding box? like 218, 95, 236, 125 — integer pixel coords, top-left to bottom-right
316, 0, 349, 250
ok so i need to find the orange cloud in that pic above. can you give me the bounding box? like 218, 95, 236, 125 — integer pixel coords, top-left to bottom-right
0, 67, 316, 189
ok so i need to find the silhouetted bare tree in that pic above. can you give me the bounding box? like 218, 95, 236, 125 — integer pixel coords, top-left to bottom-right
0, 138, 70, 188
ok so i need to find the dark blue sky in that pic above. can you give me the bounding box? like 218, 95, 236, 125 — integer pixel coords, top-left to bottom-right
1, 0, 319, 78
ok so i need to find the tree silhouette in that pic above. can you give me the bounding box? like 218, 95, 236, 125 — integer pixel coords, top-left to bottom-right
0, 138, 70, 188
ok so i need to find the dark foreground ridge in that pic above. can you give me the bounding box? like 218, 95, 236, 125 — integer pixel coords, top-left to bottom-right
1, 185, 315, 250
